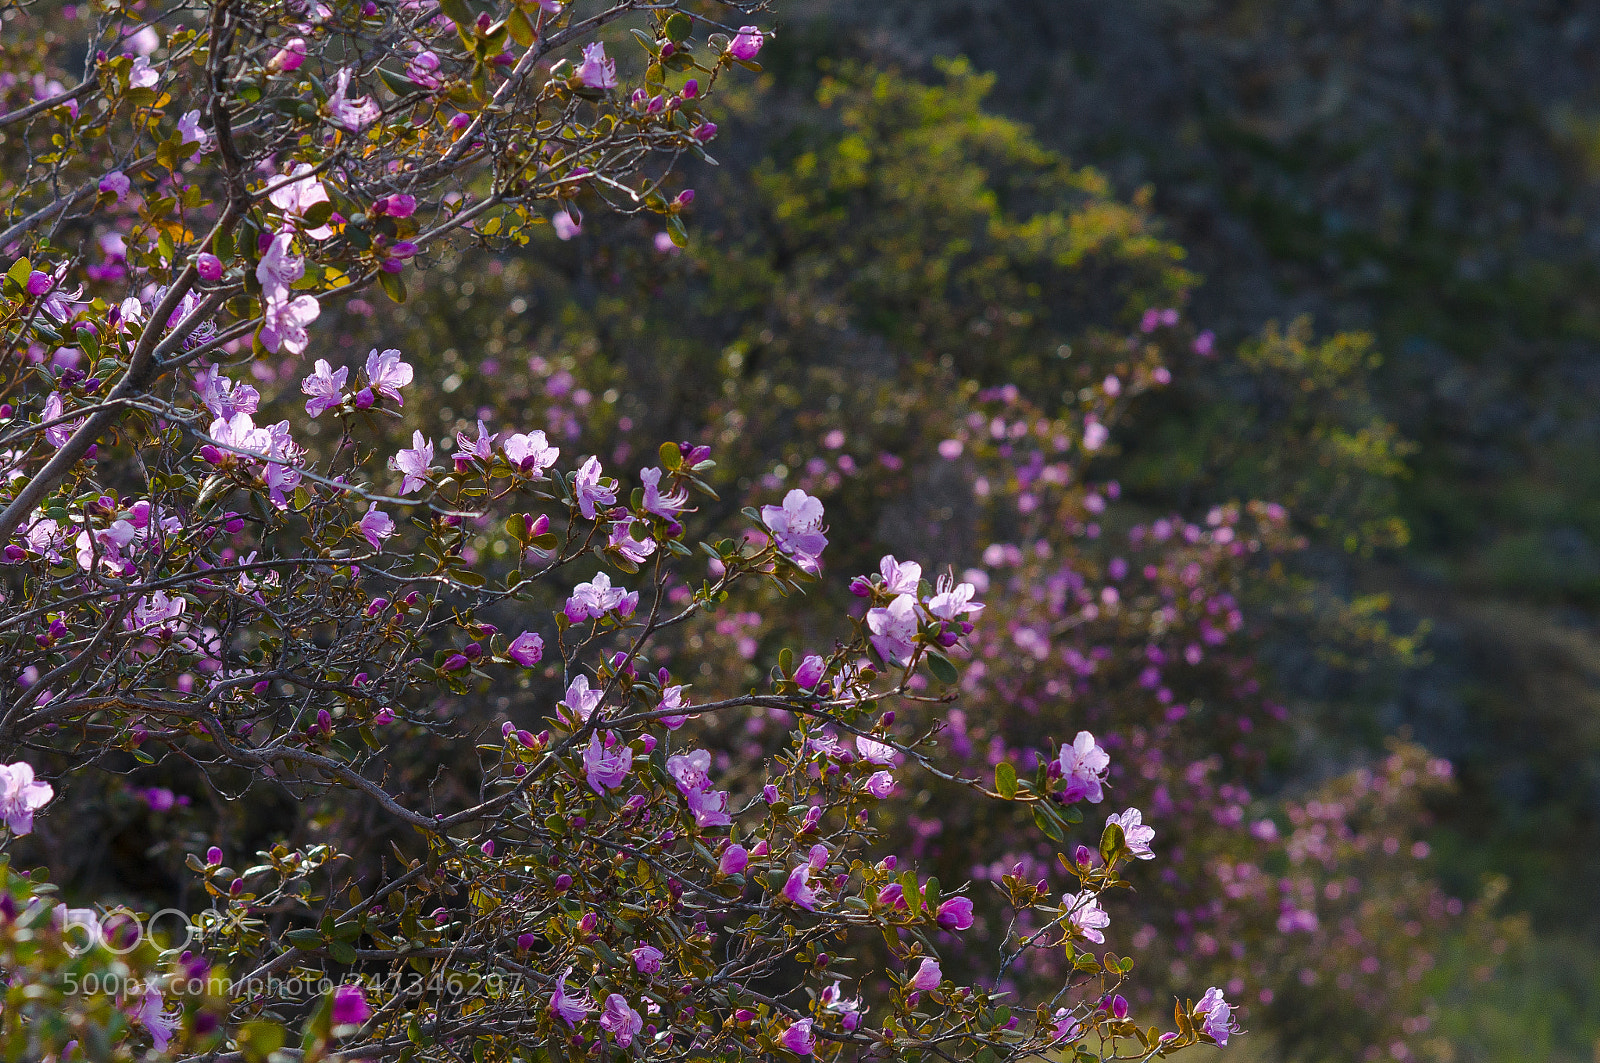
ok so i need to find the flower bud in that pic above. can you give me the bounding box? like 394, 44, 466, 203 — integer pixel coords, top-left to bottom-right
196, 252, 222, 281
206, 846, 223, 866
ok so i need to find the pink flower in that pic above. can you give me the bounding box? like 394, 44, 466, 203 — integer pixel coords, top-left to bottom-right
268, 38, 306, 73
126, 591, 186, 633
327, 68, 381, 130
794, 654, 825, 690
936, 897, 973, 931
1058, 731, 1110, 804
780, 1018, 815, 1055
359, 503, 395, 551
301, 358, 348, 418
865, 770, 894, 798
565, 571, 628, 621
331, 983, 370, 1025
561, 675, 602, 722
867, 594, 918, 666
728, 25, 764, 60
508, 631, 544, 667
583, 731, 632, 794
1051, 1008, 1085, 1043
0, 761, 53, 835
631, 944, 663, 974
574, 43, 617, 90
760, 488, 828, 572
1105, 807, 1156, 860
1195, 987, 1239, 1045
1063, 891, 1110, 944
503, 430, 558, 476
566, 458, 616, 522
389, 430, 436, 494
909, 957, 941, 992
640, 466, 689, 519
783, 864, 819, 911
600, 994, 643, 1046
719, 844, 748, 875
364, 348, 413, 404
666, 749, 711, 794
552, 210, 581, 240
549, 966, 593, 1027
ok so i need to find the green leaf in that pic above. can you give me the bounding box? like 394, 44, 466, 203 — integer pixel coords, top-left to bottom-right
778, 647, 794, 676
658, 440, 683, 471
286, 928, 324, 949
926, 650, 959, 684
379, 270, 407, 303
1100, 821, 1126, 866
5, 257, 32, 295
438, 0, 472, 26
995, 762, 1018, 799
663, 12, 692, 42
1032, 804, 1065, 842
302, 198, 334, 229
328, 939, 358, 964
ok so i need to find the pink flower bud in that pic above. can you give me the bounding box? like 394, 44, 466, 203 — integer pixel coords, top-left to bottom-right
206, 846, 223, 866
196, 252, 222, 280
681, 78, 698, 98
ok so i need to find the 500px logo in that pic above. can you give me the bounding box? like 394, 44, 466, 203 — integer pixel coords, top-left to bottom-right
27, 902, 239, 957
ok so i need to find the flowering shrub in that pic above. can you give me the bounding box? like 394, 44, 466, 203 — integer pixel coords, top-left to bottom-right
0, 1, 1270, 1059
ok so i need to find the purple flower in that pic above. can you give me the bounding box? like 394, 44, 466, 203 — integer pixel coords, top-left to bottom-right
600, 994, 643, 1046
99, 170, 131, 201
574, 43, 617, 90
1195, 987, 1239, 1045
1058, 731, 1110, 804
866, 594, 918, 666
794, 654, 825, 690
575, 456, 617, 519
503, 430, 558, 477
609, 517, 657, 564
656, 685, 689, 729
406, 50, 441, 89
631, 944, 663, 974
331, 983, 370, 1025
508, 631, 544, 667
176, 109, 208, 149
878, 554, 922, 595
728, 25, 765, 60
376, 193, 417, 218
821, 982, 864, 1031
128, 55, 159, 88
364, 348, 413, 404
936, 897, 973, 931
455, 419, 495, 464
583, 731, 632, 794
0, 762, 54, 835
909, 957, 941, 992
1105, 807, 1156, 860
549, 966, 593, 1027
256, 233, 305, 295
640, 466, 689, 519
865, 770, 894, 798
565, 571, 628, 621
719, 844, 748, 875
327, 68, 381, 130
561, 675, 602, 722
301, 358, 348, 418
359, 503, 395, 552
389, 430, 436, 495
1062, 891, 1110, 944
783, 864, 819, 911
780, 1018, 815, 1056
268, 37, 306, 73
130, 980, 175, 1051
926, 573, 983, 620
196, 252, 223, 281
260, 290, 319, 356
761, 488, 828, 572
855, 735, 895, 765
268, 164, 333, 239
